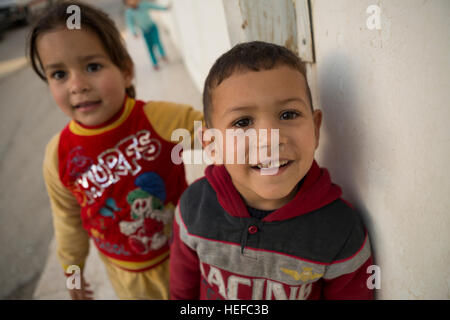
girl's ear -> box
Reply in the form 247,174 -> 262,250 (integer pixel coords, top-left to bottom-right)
124,71 -> 134,89
123,61 -> 134,88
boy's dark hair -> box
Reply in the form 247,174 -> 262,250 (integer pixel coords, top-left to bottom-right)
27,0 -> 135,98
203,41 -> 313,127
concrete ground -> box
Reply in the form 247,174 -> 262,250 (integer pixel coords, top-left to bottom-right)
0,0 -> 206,300
0,24 -> 64,300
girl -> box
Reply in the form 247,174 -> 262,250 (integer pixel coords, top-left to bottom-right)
28,1 -> 202,299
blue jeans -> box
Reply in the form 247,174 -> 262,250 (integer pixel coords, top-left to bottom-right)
142,24 -> 166,66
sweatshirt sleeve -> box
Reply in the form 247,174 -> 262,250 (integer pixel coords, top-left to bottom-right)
143,101 -> 204,147
170,205 -> 201,299
43,133 -> 90,274
321,214 -> 374,300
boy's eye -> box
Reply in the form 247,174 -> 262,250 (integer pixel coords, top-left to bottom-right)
87,63 -> 102,72
232,117 -> 252,128
280,110 -> 300,120
51,70 -> 66,80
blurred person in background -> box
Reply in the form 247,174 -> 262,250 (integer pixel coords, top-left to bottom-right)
124,0 -> 171,70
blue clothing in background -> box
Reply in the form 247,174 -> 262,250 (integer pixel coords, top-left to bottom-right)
125,1 -> 167,66
142,25 -> 166,66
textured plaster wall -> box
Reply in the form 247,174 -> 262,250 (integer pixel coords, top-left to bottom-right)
310,0 -> 450,299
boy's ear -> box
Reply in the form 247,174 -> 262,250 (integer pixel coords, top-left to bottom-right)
200,125 -> 212,149
313,109 -> 323,149
200,125 -> 217,164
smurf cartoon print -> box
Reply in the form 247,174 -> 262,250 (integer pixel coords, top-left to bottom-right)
119,172 -> 174,255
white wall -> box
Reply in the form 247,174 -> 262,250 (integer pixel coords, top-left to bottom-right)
154,0 -> 231,91
310,0 -> 450,299
159,0 -> 450,299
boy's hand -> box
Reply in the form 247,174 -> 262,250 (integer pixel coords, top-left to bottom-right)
68,276 -> 94,300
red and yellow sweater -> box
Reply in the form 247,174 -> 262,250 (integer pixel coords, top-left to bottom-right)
43,97 -> 202,272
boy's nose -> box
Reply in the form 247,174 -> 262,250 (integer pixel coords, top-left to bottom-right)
254,117 -> 287,149
70,72 -> 91,94
255,118 -> 282,140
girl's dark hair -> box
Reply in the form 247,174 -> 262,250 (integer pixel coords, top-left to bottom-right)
27,0 -> 135,98
203,41 -> 313,127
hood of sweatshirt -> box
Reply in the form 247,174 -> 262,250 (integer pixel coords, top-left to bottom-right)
205,160 -> 342,222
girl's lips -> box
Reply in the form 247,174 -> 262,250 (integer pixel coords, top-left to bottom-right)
73,100 -> 102,112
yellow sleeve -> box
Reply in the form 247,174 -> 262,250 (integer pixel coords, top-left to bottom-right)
43,133 -> 90,273
143,101 -> 204,146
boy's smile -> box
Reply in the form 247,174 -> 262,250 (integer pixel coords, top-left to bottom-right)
206,65 -> 322,211
37,28 -> 132,127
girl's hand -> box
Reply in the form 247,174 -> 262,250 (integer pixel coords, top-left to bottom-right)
68,276 -> 94,300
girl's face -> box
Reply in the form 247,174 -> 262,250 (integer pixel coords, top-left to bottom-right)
37,27 -> 133,127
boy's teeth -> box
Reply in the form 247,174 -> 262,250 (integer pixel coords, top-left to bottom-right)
257,160 -> 288,169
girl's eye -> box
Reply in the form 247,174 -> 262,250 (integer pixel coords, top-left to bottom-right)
280,110 -> 300,120
87,63 -> 102,72
232,117 -> 252,128
51,70 -> 66,80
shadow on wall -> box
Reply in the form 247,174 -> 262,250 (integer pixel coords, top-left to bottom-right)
317,51 -> 377,289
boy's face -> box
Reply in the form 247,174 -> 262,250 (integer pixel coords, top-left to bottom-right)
205,65 -> 322,210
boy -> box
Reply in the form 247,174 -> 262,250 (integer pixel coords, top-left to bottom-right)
170,41 -> 373,300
